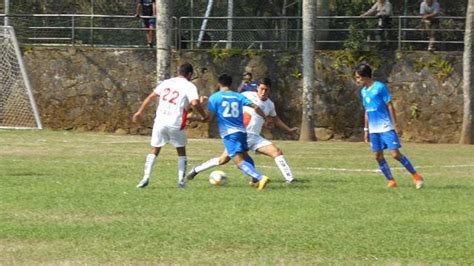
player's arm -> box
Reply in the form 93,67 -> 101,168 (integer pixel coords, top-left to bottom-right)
134,0 -> 142,17
361,4 -> 376,16
203,111 -> 215,122
364,111 -> 369,143
152,1 -> 157,17
132,92 -> 158,122
237,83 -> 244,93
387,102 -> 401,134
248,103 -> 268,121
190,99 -> 209,121
273,116 -> 299,134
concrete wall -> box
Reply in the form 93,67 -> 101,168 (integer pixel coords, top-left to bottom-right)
23,47 -> 463,143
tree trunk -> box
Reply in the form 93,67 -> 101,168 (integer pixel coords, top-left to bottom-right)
299,0 -> 317,141
461,0 -> 474,144
156,0 -> 172,82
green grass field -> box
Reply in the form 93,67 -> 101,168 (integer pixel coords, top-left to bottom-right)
1,130 -> 473,264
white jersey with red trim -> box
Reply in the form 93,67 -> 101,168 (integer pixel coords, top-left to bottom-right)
153,77 -> 199,129
242,91 -> 276,135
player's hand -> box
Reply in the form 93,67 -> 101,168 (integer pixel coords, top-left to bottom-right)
289,127 -> 300,134
394,124 -> 403,136
364,131 -> 369,143
264,118 -> 273,128
200,96 -> 208,105
132,112 -> 142,123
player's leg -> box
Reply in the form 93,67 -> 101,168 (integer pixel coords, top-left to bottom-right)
137,124 -> 167,188
225,132 -> 269,190
147,25 -> 153,47
371,132 -> 396,187
147,19 -> 156,47
233,152 -> 269,191
176,146 -> 187,188
256,143 -> 295,184
170,128 -> 188,188
391,149 -> 424,189
187,150 -> 230,180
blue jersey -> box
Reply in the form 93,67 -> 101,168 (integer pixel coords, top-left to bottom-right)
361,81 -> 394,133
240,81 -> 258,92
208,90 -> 253,138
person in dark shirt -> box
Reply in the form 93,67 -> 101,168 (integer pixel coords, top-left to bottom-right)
135,0 -> 156,48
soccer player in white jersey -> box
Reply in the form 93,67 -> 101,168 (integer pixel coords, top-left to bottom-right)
132,63 -> 208,188
354,63 -> 424,189
187,78 -> 299,184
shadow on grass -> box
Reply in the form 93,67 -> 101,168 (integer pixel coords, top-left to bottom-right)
7,172 -> 46,177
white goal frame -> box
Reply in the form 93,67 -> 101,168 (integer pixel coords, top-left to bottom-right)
0,26 -> 42,129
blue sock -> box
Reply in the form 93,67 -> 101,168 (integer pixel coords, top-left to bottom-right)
238,161 -> 263,181
378,160 -> 394,180
398,155 -> 417,175
244,155 -> 255,166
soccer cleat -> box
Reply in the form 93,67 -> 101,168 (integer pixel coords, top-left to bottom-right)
136,178 -> 149,188
257,176 -> 270,191
249,181 -> 258,187
412,173 -> 424,189
186,168 -> 198,180
177,182 -> 186,188
386,179 -> 397,188
286,178 -> 297,184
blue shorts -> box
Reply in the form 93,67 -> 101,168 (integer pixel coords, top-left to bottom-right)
143,18 -> 156,28
369,130 -> 402,152
222,132 -> 249,159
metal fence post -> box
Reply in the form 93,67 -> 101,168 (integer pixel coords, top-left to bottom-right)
90,0 -> 94,46
4,0 -> 9,26
398,16 -> 402,51
72,16 -> 75,46
226,0 -> 233,49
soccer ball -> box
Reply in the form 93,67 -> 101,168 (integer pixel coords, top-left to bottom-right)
209,170 -> 227,186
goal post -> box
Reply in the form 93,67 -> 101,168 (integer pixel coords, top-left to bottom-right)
0,26 -> 42,129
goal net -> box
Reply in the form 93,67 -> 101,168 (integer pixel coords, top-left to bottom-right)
0,26 -> 42,129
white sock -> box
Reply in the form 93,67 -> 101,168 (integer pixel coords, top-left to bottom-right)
143,153 -> 157,180
178,156 -> 187,184
274,155 -> 294,182
194,157 -> 220,173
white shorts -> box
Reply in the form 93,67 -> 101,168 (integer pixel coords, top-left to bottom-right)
151,124 -> 187,148
247,133 -> 272,151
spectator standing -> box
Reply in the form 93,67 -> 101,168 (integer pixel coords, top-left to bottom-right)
361,0 -> 393,45
237,72 -> 258,93
135,0 -> 156,48
420,0 -> 440,51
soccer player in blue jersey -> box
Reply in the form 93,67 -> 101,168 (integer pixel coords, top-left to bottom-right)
205,74 -> 270,191
354,63 -> 424,189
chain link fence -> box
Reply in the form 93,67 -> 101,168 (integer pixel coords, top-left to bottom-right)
0,1 -> 466,51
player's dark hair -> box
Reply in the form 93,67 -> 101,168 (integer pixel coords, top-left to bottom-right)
218,74 -> 233,87
178,63 -> 194,76
354,63 -> 372,78
258,77 -> 272,87
243,72 -> 252,78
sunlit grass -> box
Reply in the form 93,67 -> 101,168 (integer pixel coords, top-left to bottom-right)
1,130 -> 473,264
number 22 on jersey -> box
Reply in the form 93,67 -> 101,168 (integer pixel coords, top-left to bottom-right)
222,101 -> 240,118
161,88 -> 180,105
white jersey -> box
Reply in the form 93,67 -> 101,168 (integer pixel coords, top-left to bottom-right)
242,91 -> 276,135
153,77 -> 199,129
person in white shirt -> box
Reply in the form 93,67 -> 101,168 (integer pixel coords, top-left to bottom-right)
361,0 -> 393,45
420,0 -> 440,51
187,78 -> 299,184
133,63 -> 208,188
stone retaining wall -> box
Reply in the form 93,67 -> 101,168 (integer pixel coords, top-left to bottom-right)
23,48 -> 463,143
